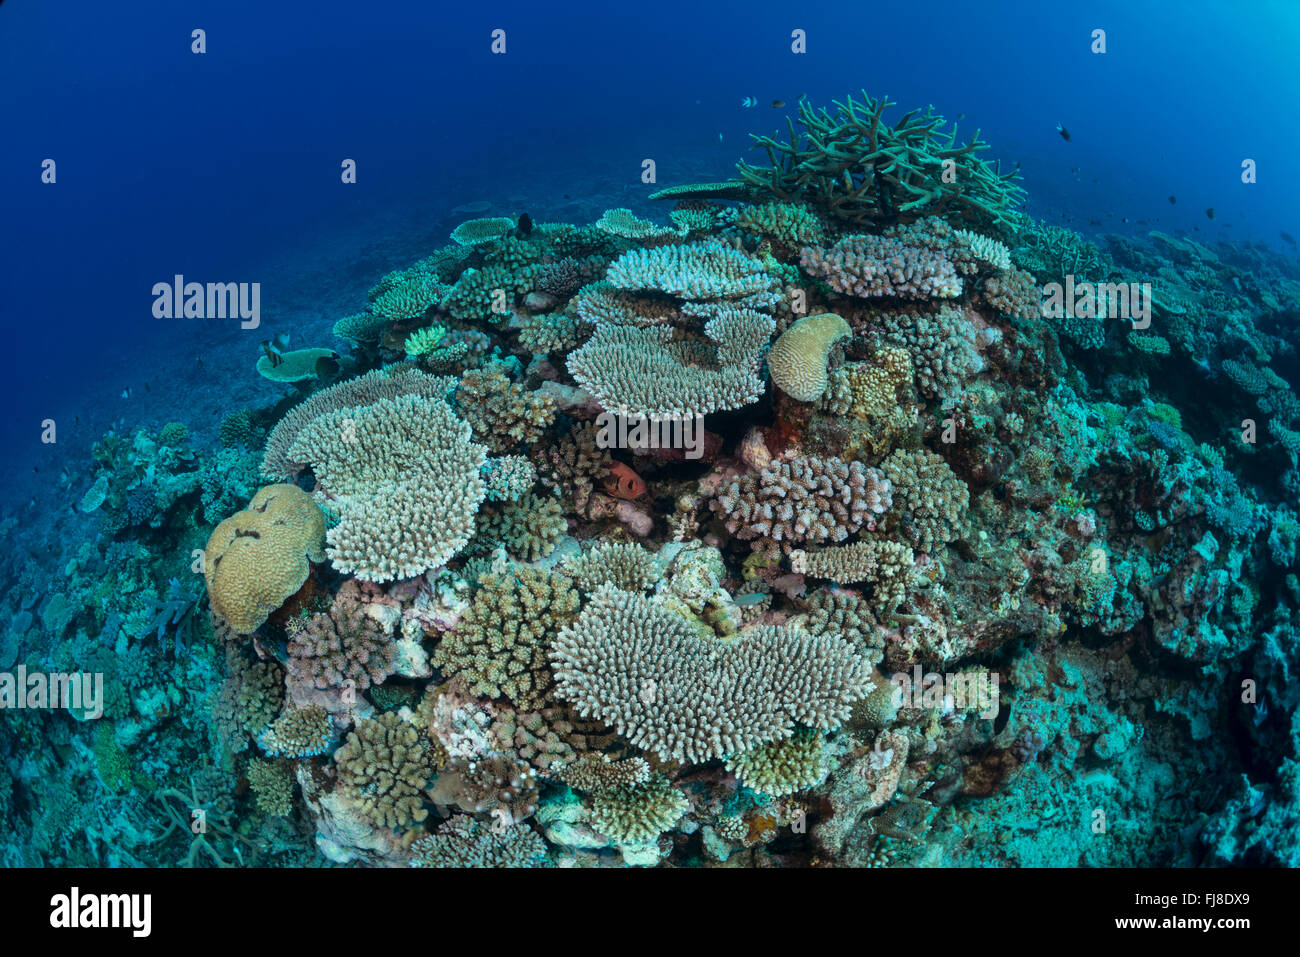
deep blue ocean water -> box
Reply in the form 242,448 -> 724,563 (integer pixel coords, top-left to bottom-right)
4,0 -> 1299,499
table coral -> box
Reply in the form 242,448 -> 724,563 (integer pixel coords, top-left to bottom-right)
550,585 -> 874,763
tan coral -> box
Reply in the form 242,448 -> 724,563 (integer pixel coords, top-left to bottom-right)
204,484 -> 325,634
768,312 -> 851,402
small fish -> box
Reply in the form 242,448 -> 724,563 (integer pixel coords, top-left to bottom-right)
260,332 -> 290,367
733,593 -> 768,606
144,381 -> 151,393
1137,219 -> 1149,225
1281,231 -> 1296,246
1205,207 -> 1216,220
771,99 -> 785,108
73,416 -> 79,425
741,96 -> 758,108
1168,195 -> 1176,204
601,462 -> 647,500
718,133 -> 723,143
1070,167 -> 1078,173
1056,123 -> 1071,142
32,465 -> 38,473
1122,217 -> 1129,223
955,112 -> 965,121
120,387 -> 132,399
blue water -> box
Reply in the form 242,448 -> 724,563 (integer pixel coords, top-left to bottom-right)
4,0 -> 1298,495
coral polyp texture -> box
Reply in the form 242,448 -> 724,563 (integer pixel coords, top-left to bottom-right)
13,85 -> 1300,874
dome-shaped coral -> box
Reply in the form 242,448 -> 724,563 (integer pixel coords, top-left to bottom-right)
204,484 -> 326,634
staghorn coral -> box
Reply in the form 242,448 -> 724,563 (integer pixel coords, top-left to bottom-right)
204,484 -> 325,634
880,449 -> 969,552
334,711 -> 435,830
737,91 -> 1024,229
563,541 -> 657,592
725,730 -> 829,797
768,312 -> 852,402
550,586 -> 875,763
431,566 -> 579,710
455,366 -> 557,452
712,454 -> 892,554
289,393 -> 487,582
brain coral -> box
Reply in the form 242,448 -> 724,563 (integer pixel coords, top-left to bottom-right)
550,586 -> 874,764
768,312 -> 852,402
288,394 -> 487,582
204,484 -> 326,634
711,454 -> 892,554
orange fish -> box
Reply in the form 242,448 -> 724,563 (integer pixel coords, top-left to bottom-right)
602,462 -> 646,500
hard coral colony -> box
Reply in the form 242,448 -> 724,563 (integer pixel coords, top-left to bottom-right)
10,89 -> 1300,873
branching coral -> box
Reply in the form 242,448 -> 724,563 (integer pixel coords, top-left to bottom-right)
880,449 -> 969,552
409,815 -> 547,867
791,540 -> 915,615
589,774 -> 690,843
712,454 -> 892,553
455,366 -> 557,452
431,566 -> 579,710
475,492 -> 567,561
286,580 -> 397,694
258,705 -> 334,758
725,730 -> 829,797
333,711 -> 434,830
562,542 -> 657,592
737,91 -> 1025,229
550,586 -> 874,763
